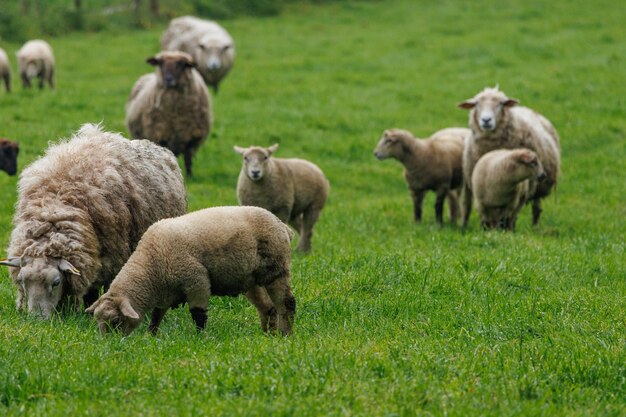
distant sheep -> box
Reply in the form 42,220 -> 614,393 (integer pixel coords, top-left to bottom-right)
0,138 -> 19,176
459,86 -> 561,227
235,144 -> 329,253
374,127 -> 468,225
86,206 -> 296,336
161,16 -> 235,93
472,149 -> 546,230
0,47 -> 11,92
16,40 -> 55,90
125,51 -> 211,177
0,124 -> 187,319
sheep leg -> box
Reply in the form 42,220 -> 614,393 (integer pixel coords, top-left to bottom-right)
296,207 -> 321,253
447,190 -> 460,225
189,307 -> 208,330
245,285 -> 278,333
38,75 -> 45,90
532,199 -> 542,226
264,277 -> 296,336
461,183 -> 473,229
21,73 -> 31,89
48,68 -> 55,90
3,73 -> 10,92
184,264 -> 211,330
410,189 -> 425,223
183,147 -> 194,177
434,188 -> 448,226
288,214 -> 303,237
148,307 -> 168,334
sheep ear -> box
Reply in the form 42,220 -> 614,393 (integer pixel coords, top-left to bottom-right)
120,298 -> 140,320
518,152 -> 535,165
0,257 -> 21,268
502,99 -> 519,107
85,298 -> 102,314
458,100 -> 477,109
267,144 -> 279,155
233,146 -> 246,155
146,56 -> 160,66
59,259 -> 81,276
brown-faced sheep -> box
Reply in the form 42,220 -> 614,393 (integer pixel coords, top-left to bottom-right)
16,40 -> 55,90
0,138 -> 19,176
0,47 -> 11,92
0,124 -> 187,319
458,86 -> 561,227
161,16 -> 235,93
125,51 -> 211,177
374,127 -> 468,225
86,206 -> 296,336
472,149 -> 546,230
234,144 -> 329,254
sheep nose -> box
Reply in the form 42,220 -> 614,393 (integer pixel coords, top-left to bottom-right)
537,172 -> 547,181
251,170 -> 261,178
481,116 -> 492,124
164,75 -> 176,87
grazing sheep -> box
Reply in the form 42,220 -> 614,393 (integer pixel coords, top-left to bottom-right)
373,127 -> 468,225
125,51 -> 211,177
234,144 -> 329,253
472,149 -> 546,230
0,138 -> 19,176
0,124 -> 187,319
0,47 -> 11,92
16,40 -> 55,90
458,86 -> 561,227
86,206 -> 296,336
161,16 -> 235,93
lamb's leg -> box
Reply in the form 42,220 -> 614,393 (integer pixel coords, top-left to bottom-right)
184,264 -> 211,330
447,190 -> 460,226
410,189 -> 426,223
532,199 -> 542,226
148,308 -> 168,334
245,285 -> 278,333
183,148 -> 193,177
296,206 -> 322,253
461,183 -> 473,229
264,277 -> 296,336
434,188 -> 449,226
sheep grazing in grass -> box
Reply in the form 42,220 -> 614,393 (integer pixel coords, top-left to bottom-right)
16,40 -> 55,90
161,16 -> 235,93
374,127 -> 468,225
472,149 -> 546,230
86,206 -> 296,336
234,144 -> 329,254
0,47 -> 11,92
0,124 -> 187,319
125,51 -> 211,177
458,86 -> 561,227
0,138 -> 19,176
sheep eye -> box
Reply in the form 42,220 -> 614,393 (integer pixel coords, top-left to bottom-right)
244,156 -> 249,162
263,156 -> 268,161
52,277 -> 61,287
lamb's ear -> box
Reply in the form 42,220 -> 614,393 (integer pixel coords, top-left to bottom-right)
85,298 -> 102,314
518,152 -> 535,165
146,56 -> 160,66
0,257 -> 22,268
59,259 -> 81,276
233,146 -> 246,155
120,298 -> 140,320
458,100 -> 477,109
267,144 -> 279,155
502,99 -> 519,107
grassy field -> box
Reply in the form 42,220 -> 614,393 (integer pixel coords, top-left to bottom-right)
1,0 -> 625,415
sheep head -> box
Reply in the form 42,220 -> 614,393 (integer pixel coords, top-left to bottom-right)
513,149 -> 547,182
374,129 -> 413,160
0,139 -> 19,176
0,256 -> 80,318
86,294 -> 141,335
197,35 -> 233,72
458,86 -> 519,133
234,144 -> 279,182
147,51 -> 196,89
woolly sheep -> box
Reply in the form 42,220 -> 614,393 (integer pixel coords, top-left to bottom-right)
86,206 -> 296,336
0,47 -> 11,92
16,40 -> 55,90
0,138 -> 19,176
373,127 -> 468,225
472,149 -> 546,230
125,51 -> 211,177
458,86 -> 561,227
161,16 -> 235,93
234,144 -> 329,253
0,124 -> 187,319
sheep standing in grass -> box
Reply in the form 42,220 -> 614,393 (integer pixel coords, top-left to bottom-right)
458,86 -> 561,227
235,144 -> 329,253
161,16 -> 235,93
0,47 -> 11,92
86,206 -> 296,336
0,124 -> 187,318
125,51 -> 211,177
472,149 -> 546,230
374,127 -> 468,225
16,40 -> 55,90
0,139 -> 19,176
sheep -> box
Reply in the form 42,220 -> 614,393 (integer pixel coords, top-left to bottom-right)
125,51 -> 211,177
0,138 -> 19,176
16,40 -> 55,90
234,144 -> 330,254
472,149 -> 546,230
161,16 -> 235,93
0,47 -> 11,92
0,124 -> 187,319
458,86 -> 561,227
86,206 -> 296,336
373,127 -> 468,225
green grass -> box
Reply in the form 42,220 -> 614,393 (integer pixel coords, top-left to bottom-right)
1,0 -> 625,415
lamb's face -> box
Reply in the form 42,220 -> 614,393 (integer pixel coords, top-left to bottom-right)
0,141 -> 19,176
197,38 -> 233,72
86,295 -> 141,335
459,87 -> 519,133
234,144 -> 279,182
374,129 -> 409,160
147,52 -> 196,89
513,150 -> 546,182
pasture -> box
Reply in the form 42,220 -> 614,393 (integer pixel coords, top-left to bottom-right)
0,0 -> 624,415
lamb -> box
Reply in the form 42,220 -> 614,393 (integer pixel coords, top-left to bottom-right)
0,47 -> 11,92
86,206 -> 296,336
234,144 -> 330,253
458,86 -> 561,227
16,40 -> 55,90
0,124 -> 187,319
0,138 -> 19,176
373,127 -> 468,225
472,149 -> 546,230
125,51 -> 211,177
161,16 -> 235,93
